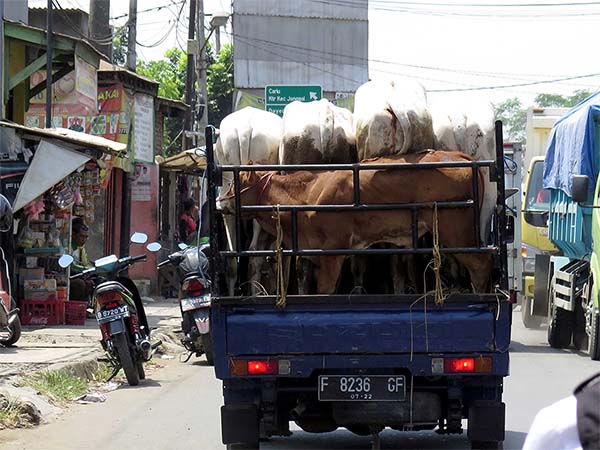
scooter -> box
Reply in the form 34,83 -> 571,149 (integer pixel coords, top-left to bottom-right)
0,194 -> 21,347
59,232 -> 162,386
158,243 -> 213,364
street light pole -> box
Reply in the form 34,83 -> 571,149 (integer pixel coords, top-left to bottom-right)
45,0 -> 53,128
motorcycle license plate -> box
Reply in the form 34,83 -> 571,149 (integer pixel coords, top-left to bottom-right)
318,375 -> 406,402
181,295 -> 211,312
97,305 -> 129,323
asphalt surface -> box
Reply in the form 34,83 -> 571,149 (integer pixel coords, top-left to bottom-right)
0,307 -> 598,450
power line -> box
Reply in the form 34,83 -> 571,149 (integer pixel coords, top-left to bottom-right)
135,0 -> 186,48
429,73 -> 600,92
110,1 -> 186,20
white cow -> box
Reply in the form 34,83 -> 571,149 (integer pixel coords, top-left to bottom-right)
354,80 -> 434,161
430,101 -> 497,244
279,99 -> 357,165
215,107 -> 282,295
278,99 -> 357,294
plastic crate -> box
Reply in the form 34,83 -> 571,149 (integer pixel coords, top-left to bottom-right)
20,300 -> 63,326
65,301 -> 87,326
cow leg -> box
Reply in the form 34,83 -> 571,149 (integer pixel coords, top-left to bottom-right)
316,256 -> 346,294
391,254 -> 418,294
453,253 -> 492,293
390,255 -> 406,294
350,256 -> 368,292
249,219 -> 262,250
296,257 -> 315,295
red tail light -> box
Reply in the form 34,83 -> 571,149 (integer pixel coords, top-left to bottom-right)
247,360 -> 278,375
445,358 -> 475,373
96,292 -> 123,306
444,357 -> 492,373
182,278 -> 205,297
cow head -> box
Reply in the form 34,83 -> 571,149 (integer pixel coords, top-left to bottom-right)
217,164 -> 270,215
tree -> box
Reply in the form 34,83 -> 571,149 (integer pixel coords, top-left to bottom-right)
137,48 -> 187,100
493,90 -> 594,143
112,32 -> 127,66
535,89 -> 592,108
493,97 -> 527,142
134,46 -> 234,155
207,43 -> 234,126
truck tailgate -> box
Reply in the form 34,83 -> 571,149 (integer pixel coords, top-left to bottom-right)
225,303 -> 497,355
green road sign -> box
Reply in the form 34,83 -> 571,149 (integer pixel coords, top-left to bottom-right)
265,85 -> 322,117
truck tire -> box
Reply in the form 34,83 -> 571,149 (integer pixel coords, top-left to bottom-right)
547,289 -> 574,349
226,443 -> 259,450
201,333 -> 214,365
589,310 -> 600,361
471,441 -> 503,450
573,299 -> 589,351
521,296 -> 542,329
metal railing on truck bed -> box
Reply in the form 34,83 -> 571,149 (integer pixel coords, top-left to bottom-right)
204,122 -> 509,303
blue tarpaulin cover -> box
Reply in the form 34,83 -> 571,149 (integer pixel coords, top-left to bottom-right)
543,91 -> 600,197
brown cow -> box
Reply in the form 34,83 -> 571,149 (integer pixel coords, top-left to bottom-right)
219,150 -> 492,295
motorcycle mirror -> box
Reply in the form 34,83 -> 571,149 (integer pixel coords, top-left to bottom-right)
178,242 -> 189,250
58,254 -> 74,268
147,242 -> 162,252
130,232 -> 148,244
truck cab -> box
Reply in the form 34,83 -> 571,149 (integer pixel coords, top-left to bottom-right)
521,156 -> 558,328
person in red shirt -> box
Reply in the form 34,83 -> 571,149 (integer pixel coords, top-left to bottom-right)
179,198 -> 198,244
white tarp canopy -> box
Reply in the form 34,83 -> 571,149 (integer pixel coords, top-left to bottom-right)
13,139 -> 90,212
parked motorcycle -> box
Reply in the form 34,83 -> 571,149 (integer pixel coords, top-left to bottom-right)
59,232 -> 162,386
0,194 -> 21,347
158,243 -> 213,364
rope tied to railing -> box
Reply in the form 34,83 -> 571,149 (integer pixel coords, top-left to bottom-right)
273,204 -> 287,308
432,202 -> 444,305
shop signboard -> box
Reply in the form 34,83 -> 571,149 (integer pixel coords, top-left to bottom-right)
133,94 -> 154,163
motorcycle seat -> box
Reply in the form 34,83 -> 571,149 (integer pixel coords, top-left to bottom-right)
95,281 -> 133,297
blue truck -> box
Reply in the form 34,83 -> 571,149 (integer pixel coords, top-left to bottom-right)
204,123 -> 513,449
530,92 -> 600,359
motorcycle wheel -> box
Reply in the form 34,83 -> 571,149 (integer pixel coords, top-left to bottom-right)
114,333 -> 139,386
201,333 -> 214,365
0,314 -> 21,347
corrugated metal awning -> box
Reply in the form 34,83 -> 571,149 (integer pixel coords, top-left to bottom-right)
156,148 -> 206,172
0,121 -> 127,156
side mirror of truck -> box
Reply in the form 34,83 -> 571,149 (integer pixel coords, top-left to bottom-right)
572,175 -> 589,203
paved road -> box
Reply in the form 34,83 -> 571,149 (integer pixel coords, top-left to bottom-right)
1,308 -> 598,450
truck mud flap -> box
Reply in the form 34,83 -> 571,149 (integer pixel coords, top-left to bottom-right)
467,401 -> 505,442
221,404 -> 259,445
533,254 -> 551,317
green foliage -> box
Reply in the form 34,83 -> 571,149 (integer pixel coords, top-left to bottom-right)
493,97 -> 527,142
207,43 -> 234,126
137,48 -> 187,101
535,89 -> 592,108
20,370 -> 88,405
112,33 -> 127,67
494,90 -> 594,143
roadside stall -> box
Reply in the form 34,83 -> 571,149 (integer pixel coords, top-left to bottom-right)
156,148 -> 207,297
0,121 -> 126,326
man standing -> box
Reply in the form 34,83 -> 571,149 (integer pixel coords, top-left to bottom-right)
70,217 -> 93,302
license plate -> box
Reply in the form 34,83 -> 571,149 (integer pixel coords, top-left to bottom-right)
96,305 -> 129,322
181,295 -> 211,312
318,375 -> 406,402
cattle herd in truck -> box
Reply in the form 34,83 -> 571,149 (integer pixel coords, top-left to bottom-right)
214,79 -> 498,297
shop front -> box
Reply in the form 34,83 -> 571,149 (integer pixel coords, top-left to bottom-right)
0,122 -> 126,326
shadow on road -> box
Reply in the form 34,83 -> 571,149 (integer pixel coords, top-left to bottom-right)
117,379 -> 162,390
510,340 -> 591,358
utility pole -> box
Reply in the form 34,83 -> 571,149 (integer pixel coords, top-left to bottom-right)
89,0 -> 111,60
45,0 -> 53,128
196,0 -> 207,146
126,0 -> 137,71
183,0 -> 197,150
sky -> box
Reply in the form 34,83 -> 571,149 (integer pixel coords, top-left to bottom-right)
27,0 -> 600,108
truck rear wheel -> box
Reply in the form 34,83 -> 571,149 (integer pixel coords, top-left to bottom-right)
589,309 -> 600,360
547,287 -> 574,349
573,299 -> 588,351
521,296 -> 542,329
471,441 -> 503,450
